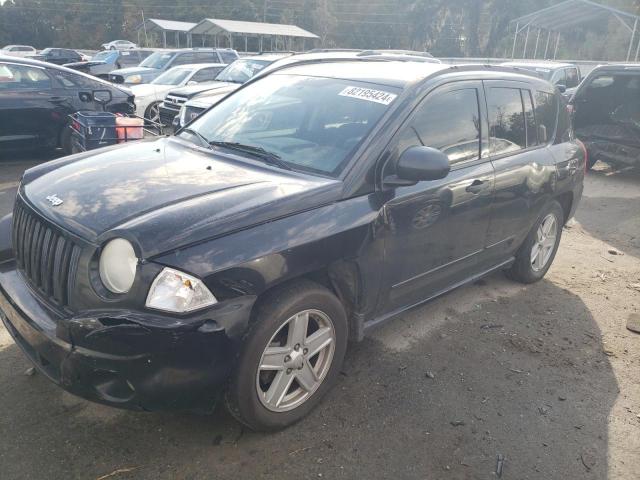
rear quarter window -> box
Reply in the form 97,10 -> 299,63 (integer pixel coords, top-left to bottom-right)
534,91 -> 559,143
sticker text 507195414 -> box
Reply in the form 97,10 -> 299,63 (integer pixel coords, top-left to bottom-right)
339,86 -> 398,106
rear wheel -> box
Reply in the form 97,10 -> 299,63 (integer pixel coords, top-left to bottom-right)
506,201 -> 564,284
225,280 -> 348,431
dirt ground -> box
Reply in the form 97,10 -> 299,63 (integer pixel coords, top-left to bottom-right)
0,155 -> 638,480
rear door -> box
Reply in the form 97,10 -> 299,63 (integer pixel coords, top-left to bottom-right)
378,81 -> 496,314
0,62 -> 57,149
482,81 -> 558,261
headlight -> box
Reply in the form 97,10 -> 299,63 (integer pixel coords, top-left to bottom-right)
125,74 -> 142,84
146,267 -> 217,313
99,238 -> 138,294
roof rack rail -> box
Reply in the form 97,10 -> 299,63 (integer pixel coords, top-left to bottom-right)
359,49 -> 434,58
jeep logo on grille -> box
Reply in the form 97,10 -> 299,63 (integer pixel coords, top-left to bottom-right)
46,194 -> 63,207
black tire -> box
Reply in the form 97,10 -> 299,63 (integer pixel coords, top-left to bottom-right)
144,102 -> 160,123
586,153 -> 598,170
225,280 -> 348,432
506,201 -> 564,284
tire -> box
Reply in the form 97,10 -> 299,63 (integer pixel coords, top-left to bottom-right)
225,280 -> 348,432
586,153 -> 598,170
144,102 -> 161,124
506,201 -> 564,284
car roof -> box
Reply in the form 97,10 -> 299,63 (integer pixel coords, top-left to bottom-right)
588,63 -> 640,73
501,61 -> 576,70
167,63 -> 227,70
242,53 -> 293,62
269,60 -> 554,89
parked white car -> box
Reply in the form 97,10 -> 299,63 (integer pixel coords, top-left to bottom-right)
131,63 -> 226,122
101,40 -> 137,50
0,45 -> 37,57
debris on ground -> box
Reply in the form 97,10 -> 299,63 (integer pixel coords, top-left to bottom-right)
23,367 -> 35,376
538,406 -> 550,415
627,313 -> 640,334
480,323 -> 503,330
628,283 -> 640,292
450,420 -> 466,427
96,467 -> 138,480
495,454 -> 505,478
607,248 -> 623,256
425,371 -> 435,379
581,450 -> 597,471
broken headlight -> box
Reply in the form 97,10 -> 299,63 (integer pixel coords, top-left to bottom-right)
146,267 -> 217,313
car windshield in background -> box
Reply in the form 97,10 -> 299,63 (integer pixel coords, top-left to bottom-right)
139,52 -> 173,69
215,59 -> 270,83
182,74 -> 400,177
92,50 -> 117,62
152,68 -> 191,85
40,48 -> 53,55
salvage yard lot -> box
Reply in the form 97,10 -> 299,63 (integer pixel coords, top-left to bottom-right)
0,155 -> 638,480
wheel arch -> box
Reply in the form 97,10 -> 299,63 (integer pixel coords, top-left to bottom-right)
554,191 -> 573,223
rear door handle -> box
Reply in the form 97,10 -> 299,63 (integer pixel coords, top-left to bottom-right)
49,96 -> 66,103
465,179 -> 486,194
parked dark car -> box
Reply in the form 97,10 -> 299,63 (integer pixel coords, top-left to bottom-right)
109,48 -> 239,85
30,48 -> 83,65
159,54 -> 289,127
0,56 -> 134,152
501,61 -> 581,95
0,60 -> 584,431
64,49 -> 155,79
570,64 -> 640,169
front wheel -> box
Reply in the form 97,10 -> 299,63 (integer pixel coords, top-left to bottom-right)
144,102 -> 161,124
225,280 -> 348,431
506,201 -> 564,284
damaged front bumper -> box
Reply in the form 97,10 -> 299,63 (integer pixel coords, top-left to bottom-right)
0,261 -> 256,412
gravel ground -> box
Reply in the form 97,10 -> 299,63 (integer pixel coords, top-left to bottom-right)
0,154 -> 638,480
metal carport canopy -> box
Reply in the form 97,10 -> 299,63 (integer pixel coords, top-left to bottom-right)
190,18 -> 319,39
511,0 -> 639,32
510,0 -> 640,60
143,18 -> 197,33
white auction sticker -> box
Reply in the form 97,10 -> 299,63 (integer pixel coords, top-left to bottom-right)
339,86 -> 397,105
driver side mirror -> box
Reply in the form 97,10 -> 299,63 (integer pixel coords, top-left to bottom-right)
93,90 -> 112,105
556,84 -> 567,93
387,146 -> 451,185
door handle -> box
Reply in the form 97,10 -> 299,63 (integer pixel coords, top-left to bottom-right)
49,96 -> 66,103
465,179 -> 486,194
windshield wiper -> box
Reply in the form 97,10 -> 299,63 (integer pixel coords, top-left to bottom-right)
181,128 -> 211,150
209,141 -> 292,170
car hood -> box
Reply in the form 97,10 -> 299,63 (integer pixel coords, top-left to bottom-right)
64,60 -> 106,68
189,85 -> 239,107
111,66 -> 158,76
20,137 -> 341,257
130,83 -> 173,98
168,81 -> 236,97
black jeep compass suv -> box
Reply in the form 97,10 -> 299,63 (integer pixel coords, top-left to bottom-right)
0,59 -> 584,431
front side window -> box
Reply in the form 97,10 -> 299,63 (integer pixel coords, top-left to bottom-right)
396,88 -> 482,165
0,64 -> 51,90
53,70 -> 97,89
191,67 -> 224,83
488,87 -> 526,155
219,50 -> 238,64
183,74 -> 400,177
118,51 -> 139,66
172,53 -> 197,66
93,50 -> 117,62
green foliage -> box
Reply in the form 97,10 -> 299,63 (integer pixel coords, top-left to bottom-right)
0,0 -> 638,59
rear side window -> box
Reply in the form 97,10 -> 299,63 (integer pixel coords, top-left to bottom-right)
398,88 -> 482,165
0,64 -> 51,90
565,68 -> 580,88
534,91 -> 558,143
218,50 -> 238,64
488,87 -> 526,154
173,52 -> 197,65
118,51 -> 139,66
194,52 -> 217,62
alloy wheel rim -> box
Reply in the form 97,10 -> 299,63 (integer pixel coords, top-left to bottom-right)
531,213 -> 558,272
147,103 -> 160,123
256,309 -> 336,413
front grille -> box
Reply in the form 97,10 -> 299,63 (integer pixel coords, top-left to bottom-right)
164,95 -> 187,110
12,198 -> 81,309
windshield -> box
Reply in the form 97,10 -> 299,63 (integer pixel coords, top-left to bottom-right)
215,59 -> 270,84
139,51 -> 174,69
92,50 -> 117,62
181,74 -> 400,177
40,48 -> 53,55
152,67 -> 191,85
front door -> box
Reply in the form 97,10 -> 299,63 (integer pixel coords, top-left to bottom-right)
378,81 -> 495,315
